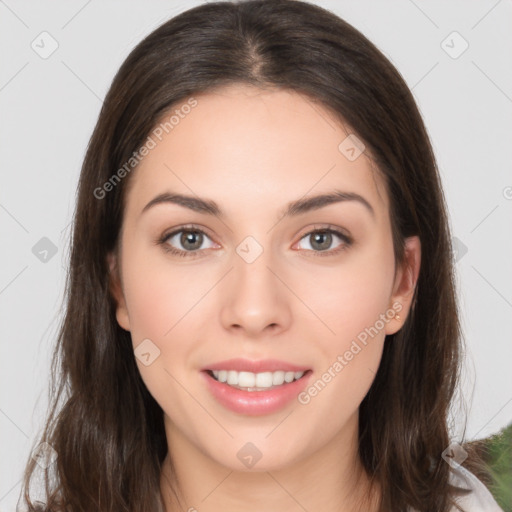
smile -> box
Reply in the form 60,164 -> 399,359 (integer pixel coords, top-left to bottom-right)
202,368 -> 313,415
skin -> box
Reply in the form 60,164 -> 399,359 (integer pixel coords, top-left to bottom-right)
109,83 -> 421,512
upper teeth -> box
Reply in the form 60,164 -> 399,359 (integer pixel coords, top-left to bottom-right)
212,370 -> 305,388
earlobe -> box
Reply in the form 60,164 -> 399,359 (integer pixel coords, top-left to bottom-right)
385,236 -> 421,335
107,252 -> 131,332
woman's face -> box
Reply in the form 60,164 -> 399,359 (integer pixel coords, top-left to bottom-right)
110,83 -> 420,472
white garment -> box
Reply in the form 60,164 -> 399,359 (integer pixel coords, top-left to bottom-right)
447,464 -> 504,512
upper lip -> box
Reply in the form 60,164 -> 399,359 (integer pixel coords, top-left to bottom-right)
202,358 -> 311,373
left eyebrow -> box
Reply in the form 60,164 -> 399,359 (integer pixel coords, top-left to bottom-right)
140,189 -> 375,220
281,190 -> 375,219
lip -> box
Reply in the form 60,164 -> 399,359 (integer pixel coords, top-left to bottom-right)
201,358 -> 311,373
201,368 -> 313,416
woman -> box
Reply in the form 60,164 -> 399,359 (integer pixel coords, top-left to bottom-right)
20,1 -> 504,511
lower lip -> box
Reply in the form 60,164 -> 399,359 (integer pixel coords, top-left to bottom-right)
201,370 -> 313,416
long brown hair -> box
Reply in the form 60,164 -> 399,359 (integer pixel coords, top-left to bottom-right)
20,1 -> 487,510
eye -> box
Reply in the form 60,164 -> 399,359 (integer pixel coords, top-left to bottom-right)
158,225 -> 218,258
295,226 -> 352,256
157,224 -> 352,258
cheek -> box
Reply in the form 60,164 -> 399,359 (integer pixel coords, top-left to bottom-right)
121,247 -> 205,418
122,246 -> 212,343
120,239 -> 218,385
294,235 -> 396,353
295,260 -> 392,420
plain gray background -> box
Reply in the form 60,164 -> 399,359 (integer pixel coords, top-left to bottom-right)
1,0 -> 511,509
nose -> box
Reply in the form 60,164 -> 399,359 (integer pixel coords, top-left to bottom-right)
219,247 -> 292,338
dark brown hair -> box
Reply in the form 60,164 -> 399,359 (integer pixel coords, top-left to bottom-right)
20,1 -> 488,510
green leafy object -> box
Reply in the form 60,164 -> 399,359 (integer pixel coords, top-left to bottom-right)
477,422 -> 512,512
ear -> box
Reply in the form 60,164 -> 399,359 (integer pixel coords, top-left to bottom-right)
385,235 -> 421,335
107,251 -> 131,331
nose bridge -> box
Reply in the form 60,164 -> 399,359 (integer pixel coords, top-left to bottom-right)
219,233 -> 291,334
233,234 -> 278,299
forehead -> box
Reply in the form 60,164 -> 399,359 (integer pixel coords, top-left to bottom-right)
123,83 -> 389,221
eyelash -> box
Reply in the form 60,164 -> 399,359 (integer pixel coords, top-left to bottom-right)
157,224 -> 353,259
